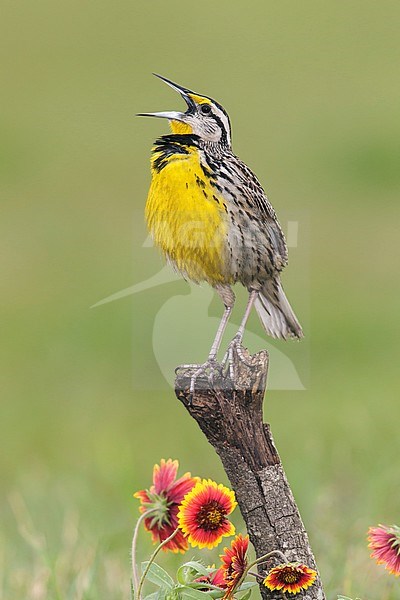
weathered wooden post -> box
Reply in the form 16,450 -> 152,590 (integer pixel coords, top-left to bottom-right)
175,345 -> 325,600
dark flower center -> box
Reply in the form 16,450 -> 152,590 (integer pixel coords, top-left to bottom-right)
196,500 -> 226,531
278,566 -> 301,584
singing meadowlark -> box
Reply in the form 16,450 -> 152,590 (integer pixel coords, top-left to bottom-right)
139,75 -> 303,388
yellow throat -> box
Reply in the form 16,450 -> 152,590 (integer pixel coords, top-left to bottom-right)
145,126 -> 229,285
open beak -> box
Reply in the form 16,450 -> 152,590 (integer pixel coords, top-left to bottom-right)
137,74 -> 196,122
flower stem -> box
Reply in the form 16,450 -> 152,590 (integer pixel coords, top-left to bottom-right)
247,570 -> 263,580
131,509 -> 158,598
137,527 -> 180,600
247,549 -> 289,570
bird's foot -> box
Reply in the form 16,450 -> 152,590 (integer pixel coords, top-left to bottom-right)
221,335 -> 253,380
175,358 -> 222,405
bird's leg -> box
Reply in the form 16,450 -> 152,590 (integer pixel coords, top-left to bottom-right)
176,285 -> 235,403
222,289 -> 259,377
174,304 -> 232,372
186,305 -> 231,400
232,289 -> 259,344
207,302 -> 233,361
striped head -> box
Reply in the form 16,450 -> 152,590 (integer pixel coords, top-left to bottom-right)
138,74 -> 232,148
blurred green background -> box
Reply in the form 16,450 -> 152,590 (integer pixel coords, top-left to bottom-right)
1,1 -> 399,598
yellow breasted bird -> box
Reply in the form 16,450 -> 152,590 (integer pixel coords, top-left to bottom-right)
139,75 -> 303,385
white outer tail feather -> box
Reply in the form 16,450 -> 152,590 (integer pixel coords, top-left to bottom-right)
255,280 -> 303,340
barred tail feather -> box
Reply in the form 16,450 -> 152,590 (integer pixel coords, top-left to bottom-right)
255,280 -> 303,340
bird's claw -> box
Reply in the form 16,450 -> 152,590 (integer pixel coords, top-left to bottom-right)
187,358 -> 221,405
175,363 -> 201,375
221,335 -> 253,380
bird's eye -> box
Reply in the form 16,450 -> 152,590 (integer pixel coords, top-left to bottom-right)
200,104 -> 212,115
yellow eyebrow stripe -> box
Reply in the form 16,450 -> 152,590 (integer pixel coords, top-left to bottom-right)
188,93 -> 211,105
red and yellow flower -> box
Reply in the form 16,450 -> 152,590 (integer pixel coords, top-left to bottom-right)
195,567 -> 227,590
178,479 -> 237,549
368,524 -> 400,576
220,534 -> 249,597
263,562 -> 317,595
134,458 -> 199,553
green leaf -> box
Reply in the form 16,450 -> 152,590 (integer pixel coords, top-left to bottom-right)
141,562 -> 174,590
237,582 -> 257,591
205,591 -> 225,599
233,581 -> 257,600
237,588 -> 252,600
175,585 -> 214,600
176,561 -> 210,584
337,596 -> 353,600
144,591 -> 167,600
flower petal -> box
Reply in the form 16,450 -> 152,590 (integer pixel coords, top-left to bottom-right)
168,473 -> 200,503
153,458 -> 179,494
219,534 -> 249,597
133,489 -> 150,504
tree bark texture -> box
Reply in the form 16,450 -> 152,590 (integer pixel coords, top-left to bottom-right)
175,345 -> 325,600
